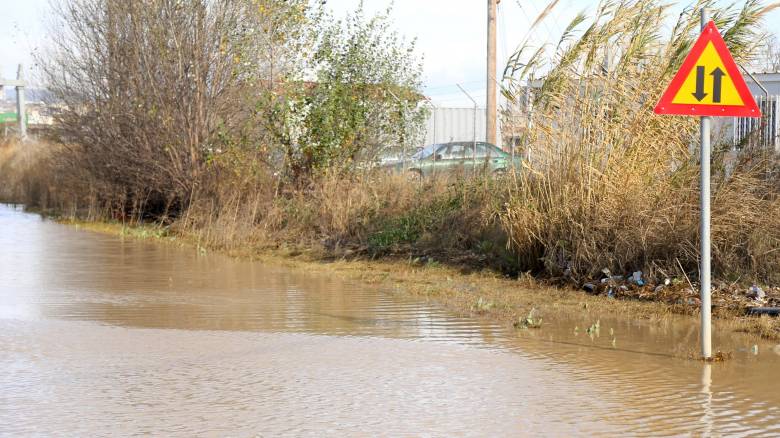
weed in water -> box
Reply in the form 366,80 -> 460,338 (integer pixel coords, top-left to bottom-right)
472,297 -> 495,313
513,308 -> 543,329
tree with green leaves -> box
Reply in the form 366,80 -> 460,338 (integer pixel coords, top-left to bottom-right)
258,4 -> 425,183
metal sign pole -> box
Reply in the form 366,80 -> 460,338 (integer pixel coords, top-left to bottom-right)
656,8 -> 761,360
699,8 -> 712,360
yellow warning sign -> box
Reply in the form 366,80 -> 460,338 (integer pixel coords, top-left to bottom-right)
654,20 -> 760,117
670,42 -> 744,106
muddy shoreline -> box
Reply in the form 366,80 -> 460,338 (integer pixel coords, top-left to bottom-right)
54,217 -> 780,347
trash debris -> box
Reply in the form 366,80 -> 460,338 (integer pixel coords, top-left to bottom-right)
571,271 -> 778,317
748,285 -> 766,301
630,271 -> 645,286
746,307 -> 780,316
705,351 -> 734,362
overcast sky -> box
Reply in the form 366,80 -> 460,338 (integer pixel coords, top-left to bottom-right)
2,0 -> 778,106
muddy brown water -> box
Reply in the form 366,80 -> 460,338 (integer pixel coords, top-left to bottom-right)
1,204 -> 779,437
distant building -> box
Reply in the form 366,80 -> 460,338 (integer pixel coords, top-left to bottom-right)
26,102 -> 58,126
716,72 -> 780,151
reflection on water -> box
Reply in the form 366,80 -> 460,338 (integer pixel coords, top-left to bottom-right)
701,364 -> 714,437
1,204 -> 779,436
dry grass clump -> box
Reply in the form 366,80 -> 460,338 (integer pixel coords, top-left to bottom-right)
179,155 -> 512,268
0,140 -> 93,215
499,0 -> 780,283
733,315 -> 780,340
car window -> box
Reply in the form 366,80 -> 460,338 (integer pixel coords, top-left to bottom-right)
413,144 -> 438,160
460,143 -> 487,159
475,143 -> 490,158
489,143 -> 504,156
442,144 -> 466,159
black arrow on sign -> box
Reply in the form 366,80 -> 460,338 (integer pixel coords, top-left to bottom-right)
692,66 -> 707,101
710,67 -> 725,103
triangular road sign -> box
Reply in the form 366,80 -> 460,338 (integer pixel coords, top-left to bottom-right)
654,20 -> 761,118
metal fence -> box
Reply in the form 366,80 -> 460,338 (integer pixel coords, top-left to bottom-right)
733,95 -> 780,151
423,107 -> 487,147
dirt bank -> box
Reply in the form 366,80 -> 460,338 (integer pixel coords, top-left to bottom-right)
59,218 -> 780,345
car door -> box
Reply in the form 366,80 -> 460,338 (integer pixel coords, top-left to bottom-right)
439,143 -> 467,175
473,142 -> 494,173
420,144 -> 450,177
459,142 -> 491,174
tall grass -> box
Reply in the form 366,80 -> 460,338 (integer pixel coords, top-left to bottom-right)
177,155 -> 512,269
500,0 -> 780,282
0,140 -> 86,215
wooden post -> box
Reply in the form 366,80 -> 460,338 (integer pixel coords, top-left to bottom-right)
486,0 -> 498,145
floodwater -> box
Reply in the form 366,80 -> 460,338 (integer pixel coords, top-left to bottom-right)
1,204 -> 779,437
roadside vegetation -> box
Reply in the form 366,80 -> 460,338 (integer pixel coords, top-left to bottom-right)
1,0 -> 779,338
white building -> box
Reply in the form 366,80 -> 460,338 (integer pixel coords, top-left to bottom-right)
714,72 -> 779,151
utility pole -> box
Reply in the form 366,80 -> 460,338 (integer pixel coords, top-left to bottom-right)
0,64 -> 27,140
16,64 -> 26,140
486,0 -> 498,146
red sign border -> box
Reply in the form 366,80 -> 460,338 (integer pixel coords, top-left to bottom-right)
654,20 -> 761,118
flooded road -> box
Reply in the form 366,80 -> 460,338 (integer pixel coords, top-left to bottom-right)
1,203 -> 779,436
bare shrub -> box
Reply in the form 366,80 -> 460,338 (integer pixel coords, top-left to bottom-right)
40,0 -> 259,217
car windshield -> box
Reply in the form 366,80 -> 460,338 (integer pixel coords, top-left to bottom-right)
412,144 -> 441,160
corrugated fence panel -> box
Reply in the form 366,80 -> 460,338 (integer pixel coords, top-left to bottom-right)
423,107 -> 487,146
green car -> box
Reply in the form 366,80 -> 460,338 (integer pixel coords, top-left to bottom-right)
392,141 -> 522,178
